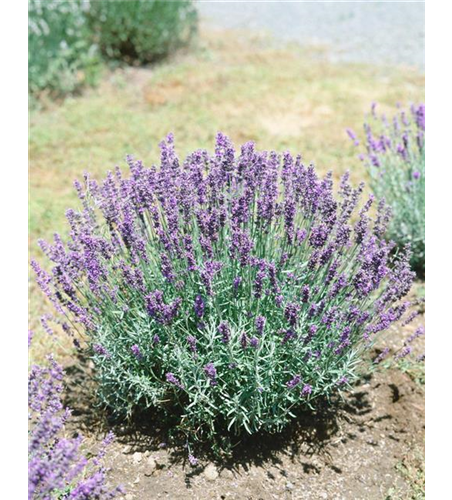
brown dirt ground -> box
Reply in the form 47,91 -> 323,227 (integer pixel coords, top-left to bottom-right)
64,319 -> 424,500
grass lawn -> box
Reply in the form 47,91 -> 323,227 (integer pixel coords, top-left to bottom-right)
29,29 -> 424,362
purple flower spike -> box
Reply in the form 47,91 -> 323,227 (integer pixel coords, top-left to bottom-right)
218,321 -> 230,343
93,343 -> 110,359
255,315 -> 266,335
204,362 -> 217,386
282,329 -> 296,344
374,347 -> 390,364
304,324 -> 318,345
284,302 -> 300,327
131,344 -> 142,360
405,326 -> 424,345
395,346 -> 412,360
301,384 -> 312,396
287,375 -> 301,389
194,294 -> 205,318
187,334 -> 197,353
301,285 -> 310,303
166,372 -> 184,389
146,290 -> 181,325
346,128 -> 360,146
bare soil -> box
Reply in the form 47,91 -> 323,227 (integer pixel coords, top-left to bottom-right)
64,349 -> 424,500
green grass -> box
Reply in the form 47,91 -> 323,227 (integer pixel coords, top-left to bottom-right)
29,29 -> 424,362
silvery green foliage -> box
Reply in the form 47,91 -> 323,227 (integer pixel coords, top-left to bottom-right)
35,134 -> 416,444
348,104 -> 425,274
28,0 -> 101,98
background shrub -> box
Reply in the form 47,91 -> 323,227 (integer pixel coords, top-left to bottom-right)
28,0 -> 101,98
28,347 -> 122,499
348,104 -> 425,275
87,0 -> 198,64
34,134 -> 417,446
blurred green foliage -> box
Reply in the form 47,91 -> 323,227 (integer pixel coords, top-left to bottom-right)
28,0 -> 101,98
87,0 -> 197,64
28,0 -> 198,99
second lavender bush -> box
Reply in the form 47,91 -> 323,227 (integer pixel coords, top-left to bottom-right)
348,103 -> 425,274
34,134 -> 415,442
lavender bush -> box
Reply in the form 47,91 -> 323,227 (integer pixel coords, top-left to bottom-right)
347,103 -> 425,274
34,134 -> 416,443
28,349 -> 122,499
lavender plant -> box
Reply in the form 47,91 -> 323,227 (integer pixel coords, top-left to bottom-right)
28,350 -> 122,499
347,103 -> 425,274
34,134 -> 416,443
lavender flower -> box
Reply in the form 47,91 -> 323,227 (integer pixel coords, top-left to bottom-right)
301,285 -> 310,303
286,375 -> 301,389
304,324 -> 318,345
93,344 -> 110,358
374,347 -> 390,364
405,326 -> 424,345
284,302 -> 300,327
395,346 -> 412,360
146,291 -> 181,325
160,253 -> 174,282
253,270 -> 266,298
301,384 -> 312,396
250,336 -> 259,348
166,372 -> 184,389
218,321 -> 230,343
187,334 -> 197,353
131,344 -> 142,360
401,310 -> 419,326
233,276 -> 242,293
282,329 -> 296,344
346,128 -> 359,146
40,314 -> 54,336
255,315 -> 266,336
194,294 -> 205,318
204,362 -> 217,386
